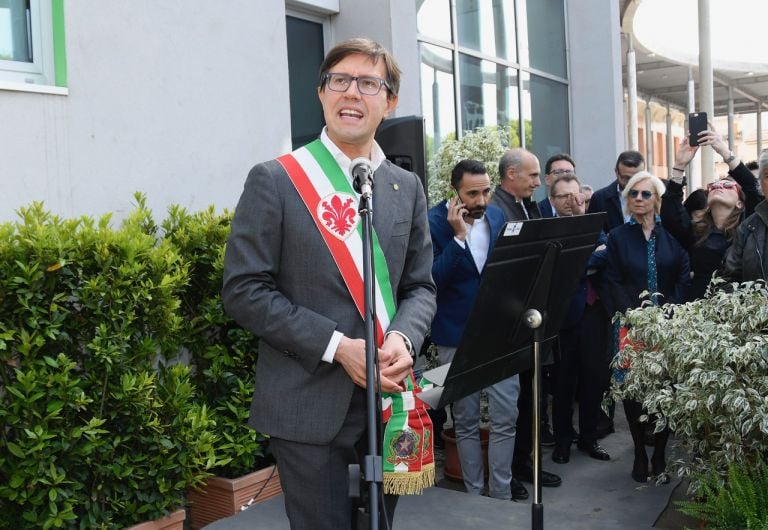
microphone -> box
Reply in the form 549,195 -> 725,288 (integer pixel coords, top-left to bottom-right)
350,157 -> 374,198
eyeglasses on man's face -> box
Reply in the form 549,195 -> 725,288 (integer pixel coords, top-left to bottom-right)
706,180 -> 737,192
324,72 -> 390,96
549,168 -> 574,177
628,189 -> 654,200
552,192 -> 576,200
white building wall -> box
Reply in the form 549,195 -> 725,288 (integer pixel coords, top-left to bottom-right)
0,1 -> 291,221
2,0 -> 628,220
334,0 -> 420,118
567,0 -> 625,188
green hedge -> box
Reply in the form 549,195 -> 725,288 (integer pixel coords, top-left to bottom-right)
0,196 -> 262,528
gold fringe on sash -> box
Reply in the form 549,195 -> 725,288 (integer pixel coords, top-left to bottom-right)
383,463 -> 436,495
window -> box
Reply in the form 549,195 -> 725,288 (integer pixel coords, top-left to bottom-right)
0,0 -> 66,89
417,0 -> 569,201
419,42 -> 456,169
286,13 -> 326,150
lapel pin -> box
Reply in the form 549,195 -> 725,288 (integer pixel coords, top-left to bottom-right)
393,183 -> 399,191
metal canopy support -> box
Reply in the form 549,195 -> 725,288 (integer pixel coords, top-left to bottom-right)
758,101 -> 764,155
727,86 -> 735,152
626,33 -> 639,150
666,104 -> 673,179
645,101 -> 653,168
687,68 -> 701,189
698,0 -> 714,185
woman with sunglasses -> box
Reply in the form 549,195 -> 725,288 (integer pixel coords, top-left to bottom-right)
661,128 -> 762,300
603,171 -> 690,484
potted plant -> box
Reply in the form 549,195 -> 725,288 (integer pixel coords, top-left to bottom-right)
608,280 -> 768,491
0,198 -> 220,529
161,206 -> 280,529
676,461 -> 768,529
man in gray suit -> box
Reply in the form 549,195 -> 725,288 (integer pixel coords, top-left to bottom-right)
222,38 -> 436,530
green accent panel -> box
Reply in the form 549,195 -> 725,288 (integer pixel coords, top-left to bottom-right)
51,0 -> 67,87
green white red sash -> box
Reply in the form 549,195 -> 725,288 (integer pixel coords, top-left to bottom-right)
277,139 -> 434,494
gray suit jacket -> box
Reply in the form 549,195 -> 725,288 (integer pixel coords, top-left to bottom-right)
222,156 -> 436,445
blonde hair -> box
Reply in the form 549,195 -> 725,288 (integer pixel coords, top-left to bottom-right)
622,171 -> 665,216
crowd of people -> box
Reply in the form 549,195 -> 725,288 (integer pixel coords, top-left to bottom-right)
429,133 -> 767,498
221,37 -> 768,528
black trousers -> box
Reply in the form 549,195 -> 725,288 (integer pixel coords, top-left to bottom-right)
551,301 -> 609,446
270,386 -> 397,530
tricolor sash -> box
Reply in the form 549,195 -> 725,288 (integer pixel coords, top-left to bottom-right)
277,139 -> 434,495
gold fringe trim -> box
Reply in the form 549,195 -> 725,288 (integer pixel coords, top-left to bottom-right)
383,463 -> 436,495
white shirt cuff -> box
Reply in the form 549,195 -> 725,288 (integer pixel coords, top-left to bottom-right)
322,331 -> 344,363
453,236 -> 466,248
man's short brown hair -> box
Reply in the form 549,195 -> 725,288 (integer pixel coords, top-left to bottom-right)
318,38 -> 401,100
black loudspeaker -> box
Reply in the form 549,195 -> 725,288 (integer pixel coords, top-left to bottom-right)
375,115 -> 427,193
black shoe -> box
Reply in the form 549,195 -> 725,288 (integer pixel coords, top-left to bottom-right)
515,465 -> 562,487
577,441 -> 610,461
511,478 -> 529,501
651,459 -> 670,484
540,424 -> 556,447
552,444 -> 570,464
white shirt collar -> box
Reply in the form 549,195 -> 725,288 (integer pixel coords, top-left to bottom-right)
320,128 -> 386,185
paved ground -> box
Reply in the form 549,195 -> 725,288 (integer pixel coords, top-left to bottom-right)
203,411 -> 689,529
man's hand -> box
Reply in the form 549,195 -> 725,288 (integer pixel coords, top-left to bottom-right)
333,336 -> 370,389
334,335 -> 412,393
447,196 -> 469,241
568,192 -> 587,216
379,332 -> 414,393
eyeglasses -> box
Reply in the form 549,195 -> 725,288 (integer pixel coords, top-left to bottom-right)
706,180 -> 738,192
628,189 -> 654,200
549,169 -> 575,177
552,192 -> 576,200
324,73 -> 391,96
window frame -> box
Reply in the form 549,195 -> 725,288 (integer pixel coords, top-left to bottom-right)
0,0 -> 66,93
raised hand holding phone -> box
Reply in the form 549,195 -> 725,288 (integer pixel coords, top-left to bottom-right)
447,191 -> 470,240
688,112 -> 708,146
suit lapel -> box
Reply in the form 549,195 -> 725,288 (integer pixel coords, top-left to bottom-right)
372,162 -> 397,254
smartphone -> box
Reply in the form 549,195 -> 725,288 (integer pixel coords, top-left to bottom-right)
689,112 -> 708,146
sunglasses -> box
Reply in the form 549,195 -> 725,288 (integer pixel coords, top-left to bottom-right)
628,189 -> 654,200
706,180 -> 738,192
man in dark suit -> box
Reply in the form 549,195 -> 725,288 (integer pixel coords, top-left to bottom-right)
489,148 -> 562,492
545,174 -> 611,465
538,153 -> 576,218
587,150 -> 645,232
429,159 -> 525,501
222,38 -> 436,530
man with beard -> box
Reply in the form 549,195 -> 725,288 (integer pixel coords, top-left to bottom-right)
428,159 -> 525,501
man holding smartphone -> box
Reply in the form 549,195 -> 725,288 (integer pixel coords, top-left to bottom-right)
428,159 -> 526,501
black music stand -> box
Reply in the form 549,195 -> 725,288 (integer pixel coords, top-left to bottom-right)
419,213 -> 605,530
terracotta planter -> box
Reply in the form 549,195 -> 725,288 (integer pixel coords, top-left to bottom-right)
124,508 -> 185,530
441,427 -> 489,482
188,464 -> 281,529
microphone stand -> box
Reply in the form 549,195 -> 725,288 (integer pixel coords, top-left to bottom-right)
357,176 -> 384,530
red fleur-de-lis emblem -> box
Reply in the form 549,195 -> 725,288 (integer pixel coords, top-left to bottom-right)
317,193 -> 358,240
